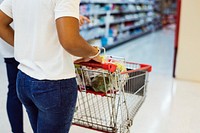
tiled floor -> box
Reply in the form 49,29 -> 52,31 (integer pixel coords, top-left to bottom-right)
1,26 -> 200,133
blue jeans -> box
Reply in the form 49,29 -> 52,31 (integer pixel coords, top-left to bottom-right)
16,70 -> 78,133
4,58 -> 24,133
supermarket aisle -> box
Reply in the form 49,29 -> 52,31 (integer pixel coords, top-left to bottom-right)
1,27 -> 200,133
106,26 -> 175,75
107,26 -> 200,133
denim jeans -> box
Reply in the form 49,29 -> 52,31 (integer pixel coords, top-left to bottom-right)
16,70 -> 78,133
4,58 -> 24,133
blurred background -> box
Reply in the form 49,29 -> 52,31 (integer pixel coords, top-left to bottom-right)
1,0 -> 200,133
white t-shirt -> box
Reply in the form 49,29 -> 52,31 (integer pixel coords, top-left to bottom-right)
0,38 -> 14,58
0,0 -> 14,58
0,0 -> 80,80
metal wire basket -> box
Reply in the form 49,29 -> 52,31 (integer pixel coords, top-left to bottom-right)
73,57 -> 152,133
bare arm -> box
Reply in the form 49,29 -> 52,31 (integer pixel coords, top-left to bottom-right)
0,10 -> 14,46
56,17 -> 98,58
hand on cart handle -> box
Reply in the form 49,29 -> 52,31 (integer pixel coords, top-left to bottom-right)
74,55 -> 102,64
74,58 -> 118,72
74,46 -> 102,64
74,47 -> 119,72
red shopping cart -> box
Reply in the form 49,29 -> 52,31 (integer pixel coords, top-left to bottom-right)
73,56 -> 152,133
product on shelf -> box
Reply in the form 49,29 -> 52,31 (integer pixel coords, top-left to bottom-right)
80,27 -> 105,41
80,0 -> 159,48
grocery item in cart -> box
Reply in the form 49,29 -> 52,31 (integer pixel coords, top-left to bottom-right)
91,61 -> 128,93
75,58 -> 128,93
91,73 -> 111,93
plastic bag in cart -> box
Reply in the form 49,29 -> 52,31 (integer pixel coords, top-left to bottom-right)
75,57 -> 129,93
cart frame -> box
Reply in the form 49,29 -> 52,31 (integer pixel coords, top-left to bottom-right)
73,58 -> 152,133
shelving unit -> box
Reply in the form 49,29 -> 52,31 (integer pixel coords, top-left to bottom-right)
80,0 -> 162,49
153,0 -> 177,27
81,0 -> 154,4
105,29 -> 152,50
152,0 -> 163,30
162,0 -> 177,26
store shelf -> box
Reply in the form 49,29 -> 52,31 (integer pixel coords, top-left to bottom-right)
80,0 -> 161,49
81,16 -> 155,30
120,22 -> 152,32
105,30 -> 152,50
80,23 -> 106,30
110,17 -> 146,25
85,35 -> 103,41
83,23 -> 153,41
112,10 -> 154,14
81,1 -> 154,5
82,11 -> 107,16
81,10 -> 154,16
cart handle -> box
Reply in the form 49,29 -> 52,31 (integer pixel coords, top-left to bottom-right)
121,62 -> 152,74
75,60 -> 152,73
140,64 -> 152,72
75,60 -> 117,72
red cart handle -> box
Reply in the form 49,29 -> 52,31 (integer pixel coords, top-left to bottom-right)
121,62 -> 152,74
75,60 -> 152,73
75,60 -> 117,72
140,64 -> 152,72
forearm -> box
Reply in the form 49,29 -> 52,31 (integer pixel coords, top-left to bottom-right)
63,34 -> 98,57
56,17 -> 99,57
0,25 -> 14,46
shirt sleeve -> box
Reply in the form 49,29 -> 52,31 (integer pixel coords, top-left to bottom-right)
54,0 -> 80,20
0,0 -> 13,18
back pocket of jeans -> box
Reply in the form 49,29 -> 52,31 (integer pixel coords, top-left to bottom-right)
31,81 -> 61,111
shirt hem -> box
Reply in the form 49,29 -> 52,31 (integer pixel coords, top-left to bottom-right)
18,68 -> 76,80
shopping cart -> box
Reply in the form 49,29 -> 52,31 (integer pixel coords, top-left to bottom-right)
73,56 -> 152,133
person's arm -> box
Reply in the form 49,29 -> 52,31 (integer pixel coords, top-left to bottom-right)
0,0 -> 14,46
56,17 -> 99,58
0,11 -> 13,46
55,0 -> 102,63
